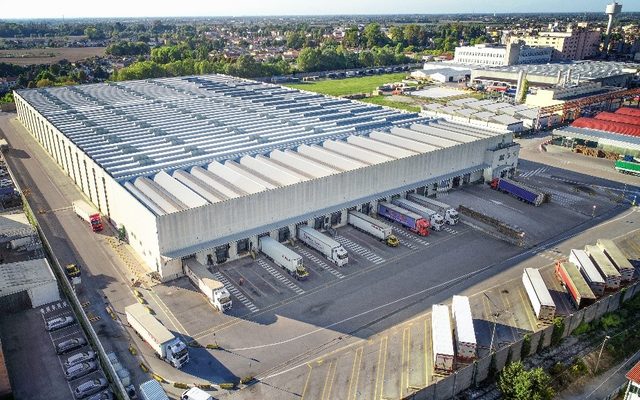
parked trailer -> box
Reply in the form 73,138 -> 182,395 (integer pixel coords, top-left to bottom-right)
451,295 -> 477,362
490,178 -> 545,206
596,239 -> 635,282
139,380 -> 170,400
569,249 -> 606,297
392,198 -> 445,231
125,303 -> 189,369
183,260 -> 232,312
72,200 -> 103,232
377,201 -> 430,236
296,225 -> 348,267
347,210 -> 399,247
614,159 -> 640,176
585,245 -> 621,291
431,304 -> 455,373
259,236 -> 309,279
406,193 -> 459,225
522,268 -> 555,322
555,261 -> 596,309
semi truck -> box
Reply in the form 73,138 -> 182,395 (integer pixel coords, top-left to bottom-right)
183,260 -> 232,312
451,295 -> 477,362
72,200 -> 103,232
555,261 -> 596,309
377,201 -> 430,236
614,159 -> 640,176
570,249 -> 605,297
490,177 -> 545,206
125,303 -> 189,369
139,380 -> 170,400
596,239 -> 635,282
259,236 -> 310,279
431,304 -> 455,373
406,193 -> 459,225
392,198 -> 445,231
585,245 -> 621,291
296,226 -> 348,267
347,210 -> 399,247
522,268 -> 555,323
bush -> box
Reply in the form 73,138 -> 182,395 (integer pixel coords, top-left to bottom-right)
601,313 -> 624,330
521,334 -> 531,359
551,317 -> 565,346
572,322 -> 593,336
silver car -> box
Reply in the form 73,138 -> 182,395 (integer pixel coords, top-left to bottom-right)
64,351 -> 96,369
45,315 -> 74,331
85,390 -> 114,400
74,378 -> 108,399
56,337 -> 86,354
64,361 -> 97,381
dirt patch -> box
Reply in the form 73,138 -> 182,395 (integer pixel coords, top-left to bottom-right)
0,47 -> 106,65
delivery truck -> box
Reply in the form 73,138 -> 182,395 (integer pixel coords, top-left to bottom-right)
259,236 -> 310,279
125,303 -> 189,369
377,201 -> 430,236
451,295 -> 477,362
183,260 -> 232,312
522,268 -> 555,323
585,245 -> 621,291
432,304 -> 455,373
347,210 -> 399,247
72,200 -> 103,232
570,249 -> 605,297
139,380 -> 170,400
596,239 -> 635,282
407,193 -> 459,225
296,226 -> 348,267
555,261 -> 596,309
392,198 -> 445,231
490,178 -> 545,206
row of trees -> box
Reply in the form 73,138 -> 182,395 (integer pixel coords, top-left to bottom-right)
105,41 -> 150,56
296,45 -> 410,72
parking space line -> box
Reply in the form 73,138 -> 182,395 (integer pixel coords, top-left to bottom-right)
348,348 -> 363,400
518,287 -> 538,334
442,227 -> 457,234
295,245 -> 345,279
375,336 -> 388,400
213,271 -> 259,313
301,364 -> 313,400
500,291 -> 520,343
393,229 -> 429,247
334,235 -> 385,265
257,259 -> 305,295
322,360 -> 337,400
402,326 -> 410,398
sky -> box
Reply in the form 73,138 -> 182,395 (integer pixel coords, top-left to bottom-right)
3,0 -> 640,19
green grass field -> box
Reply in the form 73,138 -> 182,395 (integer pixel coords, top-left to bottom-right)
284,72 -> 408,97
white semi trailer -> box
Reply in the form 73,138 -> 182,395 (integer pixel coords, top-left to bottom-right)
297,225 -> 348,267
570,249 -> 606,297
452,295 -> 477,362
432,304 -> 455,374
125,303 -> 189,369
259,236 -> 309,280
347,210 -> 399,246
407,193 -> 459,225
522,268 -> 556,323
596,239 -> 634,282
392,198 -> 445,231
183,260 -> 232,312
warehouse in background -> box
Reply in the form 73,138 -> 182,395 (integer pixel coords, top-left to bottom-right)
14,74 -> 519,280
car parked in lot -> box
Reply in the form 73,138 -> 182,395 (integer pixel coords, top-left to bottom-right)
64,361 -> 97,381
85,390 -> 114,400
74,378 -> 108,399
45,315 -> 74,331
56,337 -> 86,354
64,351 -> 96,369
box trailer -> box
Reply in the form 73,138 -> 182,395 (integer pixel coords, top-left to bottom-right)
347,210 -> 399,247
72,200 -> 103,232
555,261 -> 596,309
490,178 -> 545,206
125,303 -> 189,369
570,249 -> 605,297
451,295 -> 477,362
596,239 -> 635,282
259,236 -> 309,279
615,159 -> 640,176
431,304 -> 455,373
585,245 -> 621,291
392,198 -> 445,231
406,193 -> 459,225
522,268 -> 555,322
139,380 -> 170,400
377,201 -> 430,236
183,260 -> 232,312
296,226 -> 347,267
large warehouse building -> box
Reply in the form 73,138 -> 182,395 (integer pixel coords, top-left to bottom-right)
14,75 -> 519,280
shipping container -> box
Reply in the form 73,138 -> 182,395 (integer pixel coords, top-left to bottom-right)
571,117 -> 640,137
555,261 -> 596,309
522,268 -> 555,322
569,249 -> 606,297
139,380 -> 170,400
585,245 -> 621,290
451,295 -> 477,362
596,239 -> 635,282
594,111 -> 640,126
431,304 -> 455,373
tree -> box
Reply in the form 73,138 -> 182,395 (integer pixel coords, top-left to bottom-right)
286,31 -> 306,50
497,361 -> 554,400
343,26 -> 360,48
388,26 -> 405,46
363,23 -> 387,48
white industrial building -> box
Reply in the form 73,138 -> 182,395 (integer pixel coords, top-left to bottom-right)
14,74 -> 519,280
0,259 -> 60,310
454,43 -> 553,66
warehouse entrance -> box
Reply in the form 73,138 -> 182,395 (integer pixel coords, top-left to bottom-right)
278,227 -> 290,242
215,245 -> 229,264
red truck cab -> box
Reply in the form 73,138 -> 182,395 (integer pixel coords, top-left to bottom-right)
89,214 -> 103,232
414,218 -> 431,236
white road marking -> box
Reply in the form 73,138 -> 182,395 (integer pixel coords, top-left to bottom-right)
257,259 -> 305,295
294,246 -> 345,279
212,272 -> 259,313
333,235 -> 385,264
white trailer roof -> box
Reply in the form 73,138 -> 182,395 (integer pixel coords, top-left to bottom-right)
407,193 -> 453,210
348,210 -> 392,229
297,144 -> 367,171
452,295 -> 476,345
379,201 -> 423,221
184,258 -> 224,291
346,135 -> 417,159
154,171 -> 209,208
125,303 -> 175,344
585,245 -> 621,278
523,268 -> 555,307
597,239 -> 634,271
389,127 -> 459,148
323,140 -> 392,164
393,198 -> 436,216
571,249 -> 605,284
259,235 -> 303,260
432,304 -> 454,356
369,131 -> 438,153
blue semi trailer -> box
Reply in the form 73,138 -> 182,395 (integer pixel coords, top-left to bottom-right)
490,177 -> 545,206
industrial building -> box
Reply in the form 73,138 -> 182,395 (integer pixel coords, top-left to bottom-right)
507,25 -> 601,60
0,259 -> 59,311
14,74 -> 519,280
454,42 -> 552,66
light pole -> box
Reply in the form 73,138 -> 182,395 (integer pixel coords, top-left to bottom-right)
595,335 -> 611,374
592,205 -> 597,218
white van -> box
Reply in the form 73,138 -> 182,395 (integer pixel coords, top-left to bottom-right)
181,387 -> 213,400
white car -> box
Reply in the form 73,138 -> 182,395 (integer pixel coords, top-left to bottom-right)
45,315 -> 74,331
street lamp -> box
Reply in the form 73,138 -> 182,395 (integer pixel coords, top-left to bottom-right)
595,335 -> 611,374
592,205 -> 597,218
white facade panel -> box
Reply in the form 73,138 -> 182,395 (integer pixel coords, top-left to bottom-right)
389,127 -> 458,148
28,281 -> 60,308
409,124 -> 473,143
323,140 -> 391,165
369,131 -> 438,153
347,135 -> 417,159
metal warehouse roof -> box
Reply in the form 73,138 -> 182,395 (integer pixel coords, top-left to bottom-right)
476,61 -> 639,80
0,258 -> 56,298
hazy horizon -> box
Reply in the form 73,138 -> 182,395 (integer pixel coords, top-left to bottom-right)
3,0 -> 639,20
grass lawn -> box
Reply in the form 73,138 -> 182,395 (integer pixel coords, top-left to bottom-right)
284,72 -> 408,97
360,96 -> 421,113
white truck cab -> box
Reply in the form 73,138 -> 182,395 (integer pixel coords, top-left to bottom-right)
181,387 -> 213,400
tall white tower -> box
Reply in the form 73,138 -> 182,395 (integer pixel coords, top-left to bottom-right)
604,2 -> 622,52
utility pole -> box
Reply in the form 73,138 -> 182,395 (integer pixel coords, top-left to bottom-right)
595,335 -> 611,374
